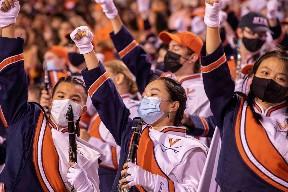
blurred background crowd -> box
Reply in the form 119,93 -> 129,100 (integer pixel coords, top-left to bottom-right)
17,0 -> 288,103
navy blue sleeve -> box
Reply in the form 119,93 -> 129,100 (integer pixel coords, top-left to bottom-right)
201,45 -> 235,128
110,26 -> 154,93
185,116 -> 216,137
0,37 -> 27,127
82,64 -> 132,146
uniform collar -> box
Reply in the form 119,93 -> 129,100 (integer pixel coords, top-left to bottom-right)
254,100 -> 287,117
160,72 -> 201,84
178,73 -> 201,84
121,93 -> 132,99
48,118 -> 68,133
154,126 -> 186,137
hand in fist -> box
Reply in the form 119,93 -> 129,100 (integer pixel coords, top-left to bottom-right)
70,26 -> 94,54
94,0 -> 118,20
0,0 -> 20,28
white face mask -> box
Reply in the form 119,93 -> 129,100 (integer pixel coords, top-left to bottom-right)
50,99 -> 82,128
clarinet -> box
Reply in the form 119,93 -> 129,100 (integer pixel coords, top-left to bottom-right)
43,61 -> 50,114
66,104 -> 77,163
119,117 -> 144,192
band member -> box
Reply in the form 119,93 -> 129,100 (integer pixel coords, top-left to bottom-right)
71,25 -> 207,192
88,59 -> 139,192
0,1 -> 101,191
200,0 -> 288,191
93,0 -> 212,118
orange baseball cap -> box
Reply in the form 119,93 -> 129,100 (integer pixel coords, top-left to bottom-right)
159,31 -> 203,55
48,46 -> 68,60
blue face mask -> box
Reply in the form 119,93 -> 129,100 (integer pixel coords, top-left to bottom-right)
138,97 -> 165,125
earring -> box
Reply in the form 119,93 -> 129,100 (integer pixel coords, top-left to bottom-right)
168,111 -> 171,118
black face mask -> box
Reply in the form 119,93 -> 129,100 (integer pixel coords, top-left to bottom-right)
242,37 -> 265,53
251,76 -> 288,103
163,51 -> 183,73
68,52 -> 85,67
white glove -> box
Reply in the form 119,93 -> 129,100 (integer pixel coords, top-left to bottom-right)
204,1 -> 222,28
70,26 -> 94,54
137,0 -> 150,13
94,0 -> 118,20
267,0 -> 279,19
0,0 -> 20,28
67,164 -> 94,192
126,163 -> 169,192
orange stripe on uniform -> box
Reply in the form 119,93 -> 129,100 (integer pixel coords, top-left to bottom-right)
162,127 -> 186,134
0,54 -> 24,72
0,106 -> 8,128
266,102 -> 287,117
111,146 -> 119,169
88,115 -> 103,141
33,113 -> 66,191
200,117 -> 209,136
88,72 -> 109,97
119,40 -> 138,58
235,100 -> 288,191
33,113 -> 49,192
42,123 -> 66,191
136,128 -> 175,192
201,54 -> 226,73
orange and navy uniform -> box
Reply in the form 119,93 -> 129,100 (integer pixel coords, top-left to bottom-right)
0,37 -> 66,191
88,95 -> 138,191
82,64 -> 207,191
186,116 -> 216,138
200,44 -> 288,192
110,26 -> 213,118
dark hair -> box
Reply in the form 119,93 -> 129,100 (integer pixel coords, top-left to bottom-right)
250,49 -> 288,75
185,48 -> 201,73
247,49 -> 288,124
52,76 -> 87,97
157,77 -> 187,126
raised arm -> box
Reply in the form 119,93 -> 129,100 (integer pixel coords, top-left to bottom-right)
0,1 -> 27,127
70,26 -> 131,146
183,115 -> 216,138
94,0 -> 153,93
201,0 -> 235,128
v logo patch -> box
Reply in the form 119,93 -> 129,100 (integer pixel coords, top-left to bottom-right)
168,138 -> 181,147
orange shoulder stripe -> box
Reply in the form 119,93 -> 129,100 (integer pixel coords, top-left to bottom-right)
119,40 -> 138,58
201,54 -> 226,73
0,54 -> 24,72
88,72 -> 110,97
